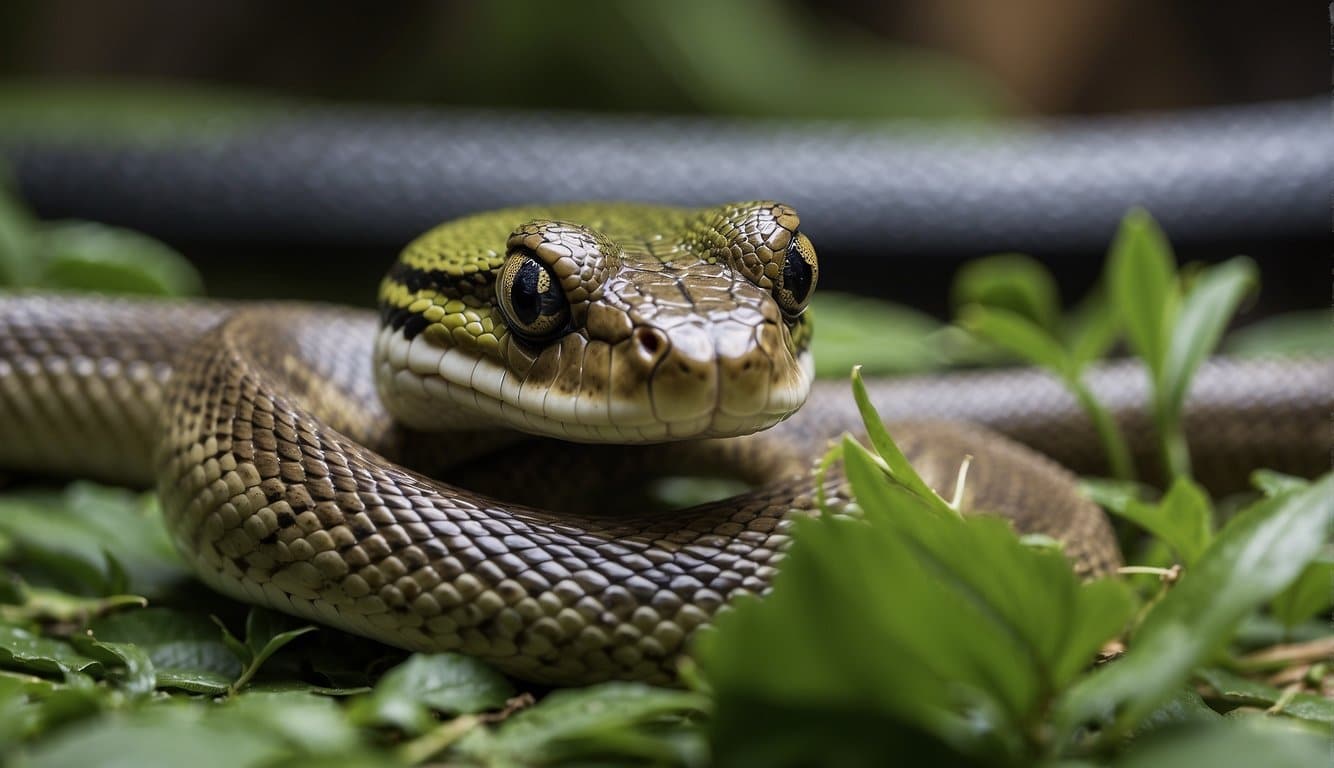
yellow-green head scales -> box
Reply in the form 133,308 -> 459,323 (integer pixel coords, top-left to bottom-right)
375,201 -> 817,442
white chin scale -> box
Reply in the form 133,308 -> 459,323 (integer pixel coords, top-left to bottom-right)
374,326 -> 812,443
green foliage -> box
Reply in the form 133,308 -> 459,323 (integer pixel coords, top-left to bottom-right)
1106,210 -> 1258,478
0,172 -> 202,296
1055,474 -> 1333,744
0,194 -> 1327,766
957,277 -> 1133,481
1111,476 -> 1214,566
698,370 -> 1134,764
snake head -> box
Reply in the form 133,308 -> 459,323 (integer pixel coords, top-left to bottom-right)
376,202 -> 815,443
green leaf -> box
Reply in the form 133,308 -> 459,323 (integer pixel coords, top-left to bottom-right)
351,653 -> 513,734
810,292 -> 945,377
1107,207 -> 1177,376
849,367 -> 952,514
229,608 -> 318,692
0,483 -> 187,598
1056,473 -> 1334,741
951,252 -> 1060,331
700,381 -> 1136,762
1159,257 -> 1258,424
1269,557 -> 1334,629
1066,287 -> 1122,368
17,698 -> 344,768
455,682 -> 706,766
37,221 -> 203,296
0,165 -> 39,286
68,636 -> 156,698
1251,470 -> 1308,498
958,304 -> 1071,376
1224,310 -> 1334,358
92,607 -> 243,685
1115,719 -> 1328,768
1196,667 -> 1334,726
0,626 -> 100,677
1111,477 -> 1214,565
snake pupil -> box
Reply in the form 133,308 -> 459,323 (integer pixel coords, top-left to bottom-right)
782,243 -> 813,306
510,259 -> 545,325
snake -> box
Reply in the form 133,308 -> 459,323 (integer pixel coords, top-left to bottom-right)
0,200 -> 1329,686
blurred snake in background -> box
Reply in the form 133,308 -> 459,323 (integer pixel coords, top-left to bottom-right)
0,100 -> 1328,684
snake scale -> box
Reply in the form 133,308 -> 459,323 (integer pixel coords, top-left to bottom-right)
0,201 -> 1329,685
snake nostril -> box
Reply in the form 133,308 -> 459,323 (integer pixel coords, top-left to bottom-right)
634,327 -> 666,357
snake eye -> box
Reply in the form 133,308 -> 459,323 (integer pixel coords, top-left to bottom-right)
774,232 -> 818,315
496,253 -> 570,342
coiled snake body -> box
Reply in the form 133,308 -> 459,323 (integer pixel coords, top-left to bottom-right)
0,202 -> 1328,685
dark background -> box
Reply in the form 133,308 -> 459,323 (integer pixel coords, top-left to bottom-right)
0,0 -> 1323,316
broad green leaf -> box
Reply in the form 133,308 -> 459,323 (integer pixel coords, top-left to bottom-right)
1112,477 -> 1213,565
1196,667 -> 1334,726
1056,473 -> 1334,740
1128,687 -> 1220,740
68,636 -> 155,698
1116,719 -> 1327,768
958,304 -> 1071,376
18,701 -> 308,768
224,690 -> 364,755
92,607 -> 243,683
810,292 -> 944,377
1224,310 -> 1334,358
1159,257 -> 1258,423
1108,208 -> 1176,376
38,221 -> 203,296
701,380 -> 1135,762
1269,557 -> 1333,629
0,483 -> 186,598
351,653 -> 513,734
0,626 -> 100,677
951,252 -> 1060,331
455,682 -> 706,766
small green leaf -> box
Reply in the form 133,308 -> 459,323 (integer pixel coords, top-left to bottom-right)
849,367 -> 951,514
1056,473 -> 1334,742
1224,310 -> 1334,358
38,221 -> 203,296
68,636 -> 156,698
1107,207 -> 1177,376
229,608 -> 318,692
1269,557 -> 1334,630
1112,477 -> 1214,565
1079,478 -> 1153,516
951,252 -> 1060,331
1066,287 -> 1122,368
456,683 -> 706,766
351,653 -> 513,734
958,304 -> 1071,376
1251,470 -> 1308,497
1196,667 -> 1334,725
1159,257 -> 1258,424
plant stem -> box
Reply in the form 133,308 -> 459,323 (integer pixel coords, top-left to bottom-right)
1070,378 -> 1135,482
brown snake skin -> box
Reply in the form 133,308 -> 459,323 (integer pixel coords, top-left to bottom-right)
0,294 -> 1329,684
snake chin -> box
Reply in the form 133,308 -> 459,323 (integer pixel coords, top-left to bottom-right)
374,325 -> 813,444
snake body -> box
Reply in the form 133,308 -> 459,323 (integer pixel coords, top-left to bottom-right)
0,202 -> 1329,685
